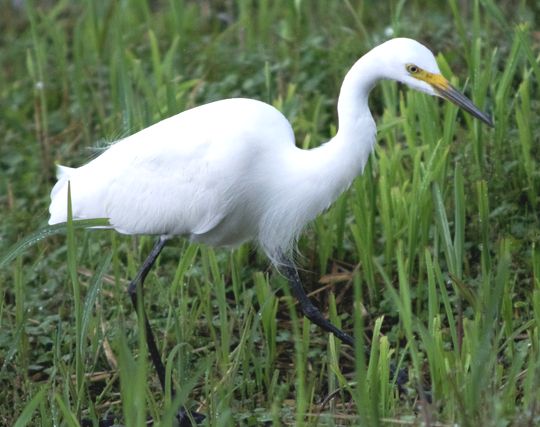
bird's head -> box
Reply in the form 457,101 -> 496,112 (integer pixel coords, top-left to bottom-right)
376,38 -> 493,126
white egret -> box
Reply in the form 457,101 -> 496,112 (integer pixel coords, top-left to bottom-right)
49,38 -> 492,425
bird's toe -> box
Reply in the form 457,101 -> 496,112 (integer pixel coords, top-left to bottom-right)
176,407 -> 205,426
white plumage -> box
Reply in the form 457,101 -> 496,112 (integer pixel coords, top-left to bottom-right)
49,38 -> 491,263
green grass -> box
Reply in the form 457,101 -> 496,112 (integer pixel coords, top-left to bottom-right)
1,0 -> 539,425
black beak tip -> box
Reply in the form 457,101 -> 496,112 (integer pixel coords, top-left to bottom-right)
436,84 -> 494,128
483,114 -> 494,128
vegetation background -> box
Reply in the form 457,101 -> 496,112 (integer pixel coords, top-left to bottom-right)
1,0 -> 539,426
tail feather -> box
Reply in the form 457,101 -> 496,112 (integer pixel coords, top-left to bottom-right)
48,164 -> 74,224
50,165 -> 74,198
56,165 -> 74,179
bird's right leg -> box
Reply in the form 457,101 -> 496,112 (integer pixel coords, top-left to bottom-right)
278,259 -> 410,392
127,236 -> 204,426
278,260 -> 354,347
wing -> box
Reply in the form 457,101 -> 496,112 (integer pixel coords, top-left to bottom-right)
49,98 -> 296,240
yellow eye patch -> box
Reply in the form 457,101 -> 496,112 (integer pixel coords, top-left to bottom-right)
405,64 -> 450,90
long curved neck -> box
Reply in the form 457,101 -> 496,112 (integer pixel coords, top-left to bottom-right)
336,49 -> 380,143
260,48 -> 383,259
305,48 -> 381,194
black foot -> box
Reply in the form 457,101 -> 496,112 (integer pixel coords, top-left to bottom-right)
177,407 -> 206,426
389,363 -> 409,395
80,407 -> 205,427
80,415 -> 118,427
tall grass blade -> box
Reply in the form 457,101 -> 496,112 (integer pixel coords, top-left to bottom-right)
0,219 -> 109,268
13,388 -> 46,427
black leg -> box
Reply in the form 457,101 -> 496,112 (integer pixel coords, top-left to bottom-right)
278,260 -> 354,347
127,236 -> 169,391
278,259 -> 411,394
126,236 -> 205,426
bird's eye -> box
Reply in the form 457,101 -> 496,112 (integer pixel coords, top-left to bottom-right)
406,64 -> 420,74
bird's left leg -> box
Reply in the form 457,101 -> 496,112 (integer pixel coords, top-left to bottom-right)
127,236 -> 169,391
127,236 -> 204,426
278,260 -> 354,347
